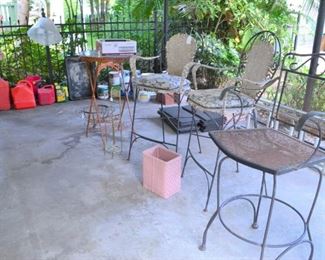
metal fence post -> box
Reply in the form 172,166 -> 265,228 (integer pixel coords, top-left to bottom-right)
153,10 -> 160,73
162,0 -> 168,71
41,8 -> 54,83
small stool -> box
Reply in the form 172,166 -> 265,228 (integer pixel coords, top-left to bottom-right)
199,112 -> 325,259
83,104 -> 120,156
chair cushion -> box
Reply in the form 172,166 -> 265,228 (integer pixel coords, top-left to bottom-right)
135,73 -> 191,93
209,128 -> 325,174
188,88 -> 254,112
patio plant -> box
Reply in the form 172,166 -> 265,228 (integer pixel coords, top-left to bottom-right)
128,0 -> 294,88
194,32 -> 240,88
130,0 -> 294,47
265,66 -> 325,111
0,25 -> 84,83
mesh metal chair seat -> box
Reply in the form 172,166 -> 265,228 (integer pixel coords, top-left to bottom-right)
128,34 -> 196,160
210,128 -> 325,175
199,112 -> 325,259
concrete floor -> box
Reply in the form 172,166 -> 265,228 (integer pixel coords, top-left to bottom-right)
0,100 -> 324,260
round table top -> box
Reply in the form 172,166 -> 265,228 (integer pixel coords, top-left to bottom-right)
79,50 -> 133,63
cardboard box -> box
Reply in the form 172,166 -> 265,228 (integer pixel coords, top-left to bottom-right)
96,39 -> 137,55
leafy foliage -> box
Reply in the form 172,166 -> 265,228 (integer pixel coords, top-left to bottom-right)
127,0 -> 295,80
0,13 -> 157,83
193,32 -> 240,88
196,33 -> 239,69
1,0 -> 296,89
0,27 -> 65,83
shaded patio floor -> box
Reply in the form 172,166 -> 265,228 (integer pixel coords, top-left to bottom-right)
0,100 -> 324,260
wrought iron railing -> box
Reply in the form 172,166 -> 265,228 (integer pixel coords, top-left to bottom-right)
0,13 -> 163,83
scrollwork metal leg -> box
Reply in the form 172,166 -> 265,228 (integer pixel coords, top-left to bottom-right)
259,174 -> 277,260
181,109 -> 195,178
127,88 -> 139,160
203,149 -> 221,212
305,167 -> 323,241
175,97 -> 181,152
199,156 -> 228,251
252,172 -> 266,229
252,108 -> 258,129
160,102 -> 166,144
275,240 -> 314,260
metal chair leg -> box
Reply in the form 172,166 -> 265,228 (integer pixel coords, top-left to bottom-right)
305,167 -> 323,241
252,108 -> 258,129
199,156 -> 228,251
259,174 -> 277,260
127,88 -> 139,160
252,171 -> 266,229
181,111 -> 196,178
160,102 -> 166,144
203,149 -> 221,212
194,117 -> 202,154
175,100 -> 182,152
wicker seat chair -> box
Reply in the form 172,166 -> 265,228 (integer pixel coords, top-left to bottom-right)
128,33 -> 196,159
182,31 -> 281,211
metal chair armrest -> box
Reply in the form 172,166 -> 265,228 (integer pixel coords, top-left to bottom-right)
294,111 -> 325,168
219,85 -> 238,100
240,76 -> 280,91
191,63 -> 237,90
179,62 -> 198,93
295,111 -> 325,133
130,55 -> 160,78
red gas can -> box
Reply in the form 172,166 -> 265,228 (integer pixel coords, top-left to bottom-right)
25,75 -> 42,96
0,78 -> 10,110
11,80 -> 36,110
37,85 -> 55,105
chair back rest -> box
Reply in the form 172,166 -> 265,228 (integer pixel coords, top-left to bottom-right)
166,33 -> 197,76
240,31 -> 281,99
270,52 -> 325,137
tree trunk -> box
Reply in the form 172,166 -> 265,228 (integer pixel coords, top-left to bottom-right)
64,0 -> 73,19
89,0 -> 95,17
321,34 -> 325,51
303,0 -> 325,111
17,0 -> 29,24
100,0 -> 105,18
45,0 -> 51,17
79,0 -> 84,21
105,0 -> 109,14
95,0 -> 100,17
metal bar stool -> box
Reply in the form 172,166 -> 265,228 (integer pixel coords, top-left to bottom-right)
199,112 -> 325,259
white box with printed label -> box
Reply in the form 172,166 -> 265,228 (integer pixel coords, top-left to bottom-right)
96,39 -> 137,55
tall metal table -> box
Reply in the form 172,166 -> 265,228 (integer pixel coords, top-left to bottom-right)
79,51 -> 133,152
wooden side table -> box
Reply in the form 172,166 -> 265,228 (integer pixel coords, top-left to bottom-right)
79,50 -> 133,151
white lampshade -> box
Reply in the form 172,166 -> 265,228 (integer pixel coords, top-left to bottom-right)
27,17 -> 62,46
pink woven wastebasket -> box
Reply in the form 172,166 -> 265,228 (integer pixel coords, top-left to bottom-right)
143,145 -> 182,199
